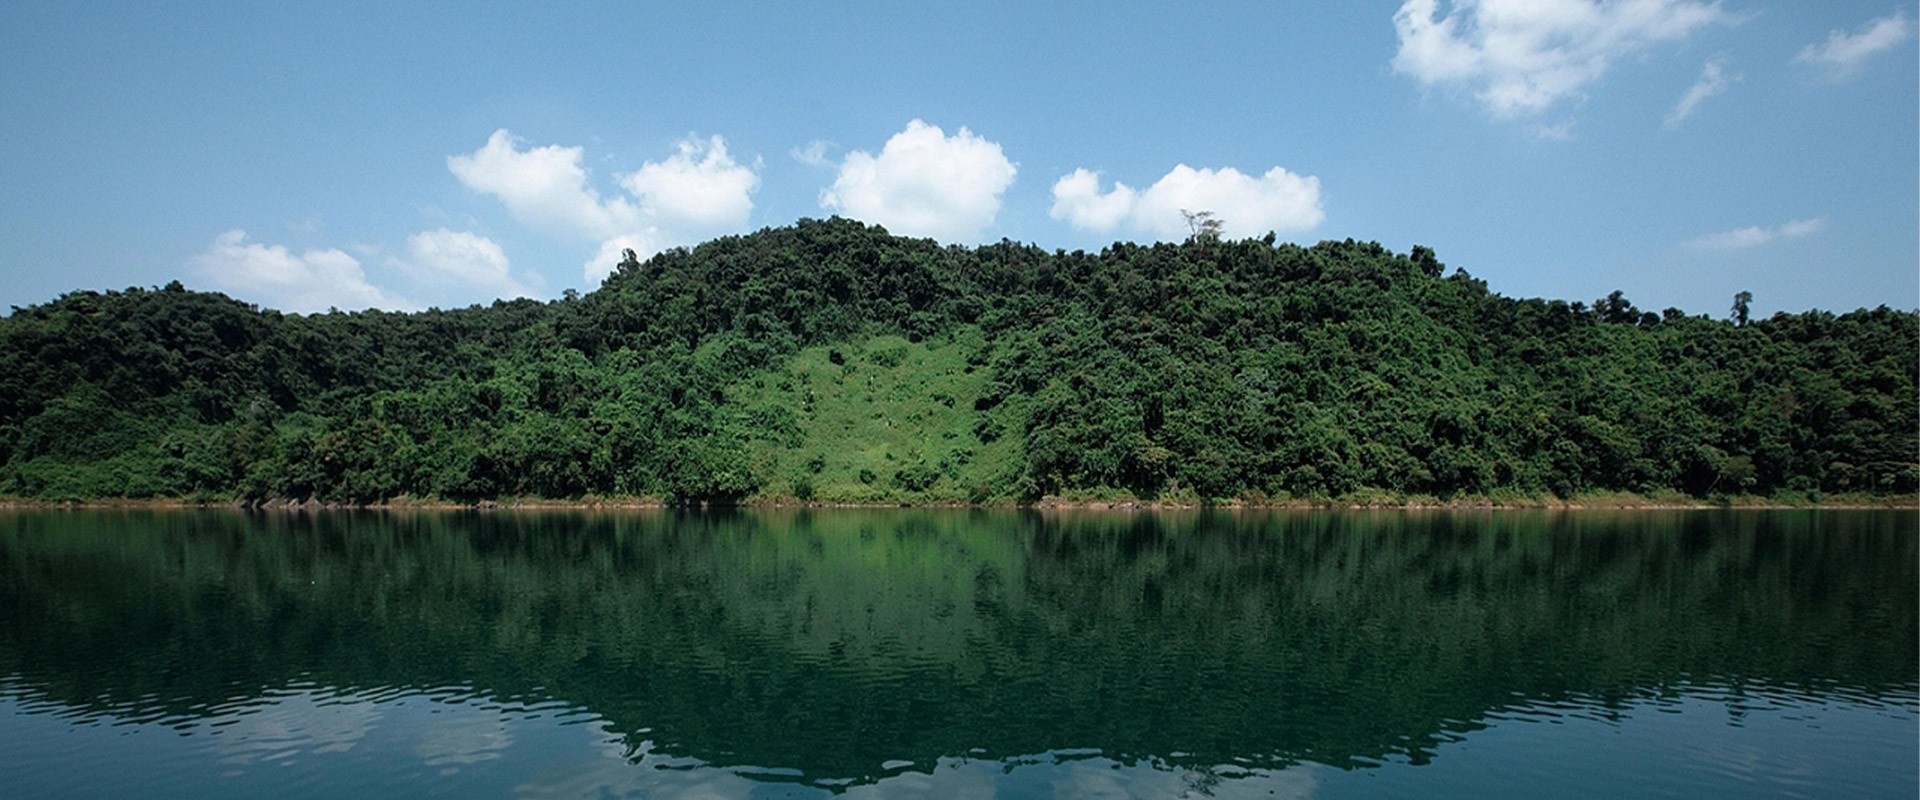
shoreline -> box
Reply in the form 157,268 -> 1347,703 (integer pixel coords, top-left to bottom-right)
1,495 -> 1913,512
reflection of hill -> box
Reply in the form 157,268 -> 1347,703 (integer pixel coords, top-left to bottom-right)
0,509 -> 1913,783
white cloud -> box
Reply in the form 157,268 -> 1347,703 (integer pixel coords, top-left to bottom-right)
399,229 -> 535,301
1666,57 -> 1735,127
447,129 -> 640,241
190,230 -> 411,313
1131,166 -> 1326,239
1796,10 -> 1913,78
449,129 -> 760,284
1392,0 -> 1734,119
1684,216 -> 1827,250
1050,164 -> 1325,240
1050,169 -> 1139,231
791,139 -> 833,167
619,135 -> 759,235
821,119 -> 1017,241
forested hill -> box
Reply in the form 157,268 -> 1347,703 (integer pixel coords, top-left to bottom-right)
2,217 -> 1914,505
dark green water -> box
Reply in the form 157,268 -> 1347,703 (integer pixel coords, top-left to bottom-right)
0,509 -> 1913,798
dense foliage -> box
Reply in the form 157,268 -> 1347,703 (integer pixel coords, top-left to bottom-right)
1,218 -> 1913,504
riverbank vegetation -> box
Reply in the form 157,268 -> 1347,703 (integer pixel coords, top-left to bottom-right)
2,218 -> 1914,505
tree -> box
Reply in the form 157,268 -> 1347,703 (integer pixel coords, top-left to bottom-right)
614,248 -> 642,277
1181,210 -> 1223,245
1410,245 -> 1443,277
1731,290 -> 1752,326
1594,290 -> 1638,324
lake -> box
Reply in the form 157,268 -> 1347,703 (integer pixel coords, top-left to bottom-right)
0,509 -> 1913,798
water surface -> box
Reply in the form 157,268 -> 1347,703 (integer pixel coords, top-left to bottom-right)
1,509 -> 1913,797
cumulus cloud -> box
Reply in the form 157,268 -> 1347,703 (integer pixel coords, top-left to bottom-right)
1684,217 -> 1827,250
398,229 -> 535,301
449,129 -> 760,284
821,119 -> 1017,241
1051,169 -> 1139,231
1049,164 -> 1325,240
619,135 -> 759,235
190,230 -> 411,313
447,130 -> 640,241
1796,10 -> 1913,78
1392,0 -> 1733,119
1666,58 -> 1735,127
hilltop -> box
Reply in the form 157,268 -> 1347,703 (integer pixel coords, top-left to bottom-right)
2,217 -> 1914,505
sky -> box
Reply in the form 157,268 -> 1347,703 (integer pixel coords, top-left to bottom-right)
1,1 -> 1914,318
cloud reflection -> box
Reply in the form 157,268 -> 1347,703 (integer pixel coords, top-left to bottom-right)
209,690 -> 380,764
514,738 -> 1323,799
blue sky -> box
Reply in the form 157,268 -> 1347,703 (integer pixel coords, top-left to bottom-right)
2,1 -> 1914,317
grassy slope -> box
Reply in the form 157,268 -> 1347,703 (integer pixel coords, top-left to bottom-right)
727,328 -> 1032,503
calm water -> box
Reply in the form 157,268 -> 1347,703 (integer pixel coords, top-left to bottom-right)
0,509 -> 1913,798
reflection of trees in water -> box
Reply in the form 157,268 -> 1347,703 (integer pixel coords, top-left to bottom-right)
0,509 -> 1913,783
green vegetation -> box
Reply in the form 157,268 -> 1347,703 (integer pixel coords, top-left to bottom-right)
729,332 -> 1030,503
1,218 -> 1914,505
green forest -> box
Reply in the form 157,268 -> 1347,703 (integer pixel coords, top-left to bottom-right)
1,217 -> 1913,505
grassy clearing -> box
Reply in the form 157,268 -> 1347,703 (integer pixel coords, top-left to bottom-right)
726,327 -> 1032,504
